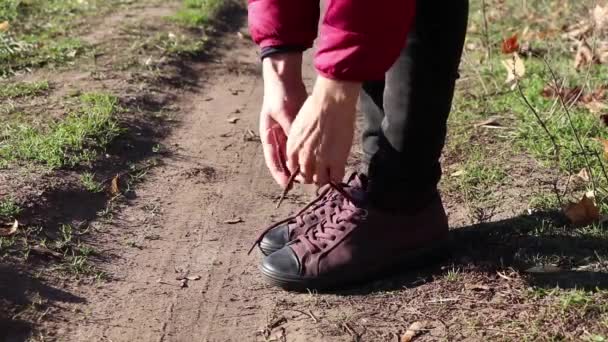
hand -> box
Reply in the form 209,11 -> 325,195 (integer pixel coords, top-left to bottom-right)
259,53 -> 307,188
286,75 -> 361,186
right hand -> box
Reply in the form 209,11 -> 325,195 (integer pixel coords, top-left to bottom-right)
259,53 -> 307,188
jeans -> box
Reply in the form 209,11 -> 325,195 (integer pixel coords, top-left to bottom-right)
361,0 -> 469,211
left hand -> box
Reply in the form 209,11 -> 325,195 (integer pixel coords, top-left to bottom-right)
286,76 -> 361,186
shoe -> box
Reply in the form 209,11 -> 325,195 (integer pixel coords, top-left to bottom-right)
260,179 -> 448,291
252,173 -> 367,256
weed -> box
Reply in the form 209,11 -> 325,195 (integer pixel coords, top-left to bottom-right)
0,198 -> 21,219
445,267 -> 461,282
0,80 -> 49,99
80,172 -> 103,193
0,92 -> 122,168
171,0 -> 225,27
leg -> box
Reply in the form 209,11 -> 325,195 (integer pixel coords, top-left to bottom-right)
361,0 -> 469,211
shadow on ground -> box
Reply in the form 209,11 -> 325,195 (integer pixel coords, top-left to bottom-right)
340,211 -> 608,295
0,265 -> 85,342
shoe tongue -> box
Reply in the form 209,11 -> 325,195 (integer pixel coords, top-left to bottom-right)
345,172 -> 368,190
343,173 -> 368,204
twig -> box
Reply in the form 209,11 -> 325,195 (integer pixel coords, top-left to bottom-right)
542,57 -> 599,197
516,79 -> 563,206
481,0 -> 492,67
276,167 -> 300,208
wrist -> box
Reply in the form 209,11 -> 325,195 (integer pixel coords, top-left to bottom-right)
262,53 -> 303,84
312,75 -> 361,107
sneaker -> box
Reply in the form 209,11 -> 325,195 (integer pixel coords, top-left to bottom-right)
251,173 -> 367,256
259,180 -> 449,291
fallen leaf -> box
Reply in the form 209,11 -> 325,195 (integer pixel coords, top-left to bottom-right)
563,194 -> 600,226
186,275 -> 201,281
227,117 -> 239,124
451,170 -> 465,177
401,321 -> 424,342
0,21 -> 9,32
180,278 -> 188,288
501,34 -> 519,54
597,138 -> 608,158
110,175 -> 120,195
562,21 -> 592,40
576,168 -> 591,182
502,53 -> 525,89
223,217 -> 243,224
593,4 -> 608,31
584,100 -> 608,114
474,117 -> 501,128
574,41 -> 594,70
0,220 -> 18,237
30,245 -> 63,259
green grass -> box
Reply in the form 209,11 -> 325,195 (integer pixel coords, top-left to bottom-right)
0,92 -> 122,168
0,198 -> 21,219
171,0 -> 225,27
0,80 -> 49,99
80,172 -> 103,193
0,0 -> 123,77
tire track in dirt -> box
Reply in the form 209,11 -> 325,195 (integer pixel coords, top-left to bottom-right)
62,25 -> 300,342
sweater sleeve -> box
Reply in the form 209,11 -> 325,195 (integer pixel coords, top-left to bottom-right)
247,0 -> 319,50
315,0 -> 416,81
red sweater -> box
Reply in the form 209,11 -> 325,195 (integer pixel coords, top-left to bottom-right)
247,0 -> 415,81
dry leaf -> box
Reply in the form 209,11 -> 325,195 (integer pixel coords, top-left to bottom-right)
563,21 -> 592,40
451,170 -> 465,177
227,117 -> 239,124
110,175 -> 120,195
0,220 -> 18,237
574,41 -> 594,69
502,53 -> 525,89
563,194 -> 600,226
584,100 -> 608,114
180,278 -> 188,288
474,117 -> 501,128
401,321 -> 424,342
186,275 -> 201,281
501,34 -> 519,54
0,21 -> 9,32
593,5 -> 608,31
224,217 -> 243,224
576,168 -> 591,182
30,245 -> 63,259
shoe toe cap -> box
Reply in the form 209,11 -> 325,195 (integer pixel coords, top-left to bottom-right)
262,246 -> 301,277
260,224 -> 290,251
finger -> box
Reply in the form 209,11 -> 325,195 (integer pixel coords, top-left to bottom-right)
260,123 -> 289,188
299,153 -> 315,184
328,162 -> 346,184
313,162 -> 330,186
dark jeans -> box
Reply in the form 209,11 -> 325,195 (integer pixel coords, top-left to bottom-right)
361,0 -> 469,211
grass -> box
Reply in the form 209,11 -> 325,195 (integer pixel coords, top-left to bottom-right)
0,92 -> 122,168
0,0 -> 129,77
0,80 -> 49,99
80,172 -> 103,193
171,0 -> 226,27
0,198 -> 21,219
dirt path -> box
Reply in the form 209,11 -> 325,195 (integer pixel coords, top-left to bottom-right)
59,27 -> 303,341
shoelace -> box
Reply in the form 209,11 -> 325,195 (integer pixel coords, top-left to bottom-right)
247,181 -> 351,255
298,183 -> 364,254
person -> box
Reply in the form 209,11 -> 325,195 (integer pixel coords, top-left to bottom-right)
248,0 -> 469,290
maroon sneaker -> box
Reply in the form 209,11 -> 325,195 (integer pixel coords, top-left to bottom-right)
252,173 -> 366,256
260,180 -> 449,291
